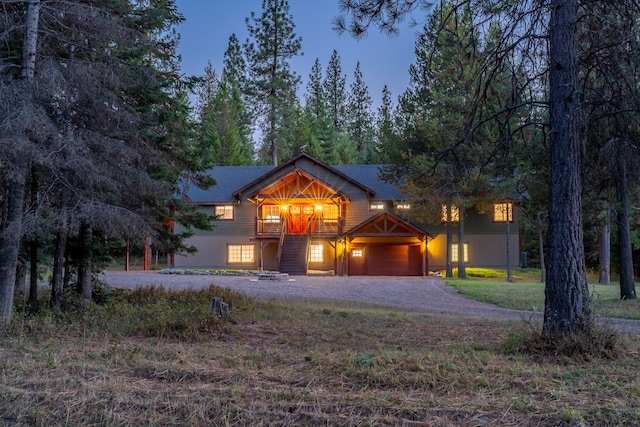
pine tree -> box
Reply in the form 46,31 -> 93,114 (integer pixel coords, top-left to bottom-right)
373,85 -> 398,163
323,50 -> 348,139
244,0 -> 302,166
347,61 -> 374,163
304,58 -> 336,163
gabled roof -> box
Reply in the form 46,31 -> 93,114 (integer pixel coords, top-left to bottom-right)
333,164 -> 405,201
184,166 -> 273,204
232,152 -> 376,199
344,211 -> 433,239
250,167 -> 349,202
182,153 -> 408,204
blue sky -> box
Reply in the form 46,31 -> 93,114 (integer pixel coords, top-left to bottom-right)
173,1 -> 419,109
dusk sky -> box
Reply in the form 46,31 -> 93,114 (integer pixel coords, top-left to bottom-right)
173,1 -> 420,108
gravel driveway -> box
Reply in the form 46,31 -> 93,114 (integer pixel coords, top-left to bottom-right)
102,270 -> 640,335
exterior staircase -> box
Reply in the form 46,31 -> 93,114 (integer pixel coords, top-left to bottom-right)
278,234 -> 308,275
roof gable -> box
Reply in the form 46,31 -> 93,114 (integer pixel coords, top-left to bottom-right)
345,211 -> 432,239
232,152 -> 376,199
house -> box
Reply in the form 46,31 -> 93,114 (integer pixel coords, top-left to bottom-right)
174,152 -> 521,276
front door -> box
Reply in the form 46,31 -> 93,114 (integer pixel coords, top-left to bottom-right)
288,204 -> 315,234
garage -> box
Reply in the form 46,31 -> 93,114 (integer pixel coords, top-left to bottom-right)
345,212 -> 430,276
349,244 -> 423,276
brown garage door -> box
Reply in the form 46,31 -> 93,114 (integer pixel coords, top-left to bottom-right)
355,244 -> 422,276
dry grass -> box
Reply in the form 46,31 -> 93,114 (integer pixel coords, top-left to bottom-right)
1,286 -> 639,426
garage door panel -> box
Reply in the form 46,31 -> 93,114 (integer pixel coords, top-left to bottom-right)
366,245 -> 421,276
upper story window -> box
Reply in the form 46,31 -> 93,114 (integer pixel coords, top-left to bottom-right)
395,203 -> 411,210
215,205 -> 234,220
370,202 -> 384,210
262,205 -> 280,223
323,204 -> 339,222
493,203 -> 513,222
442,205 -> 459,222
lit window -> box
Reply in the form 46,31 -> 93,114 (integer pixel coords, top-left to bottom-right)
323,204 -> 339,222
263,205 -> 280,223
215,205 -> 234,220
309,244 -> 323,263
451,243 -> 469,263
396,203 -> 411,210
442,205 -> 459,222
352,249 -> 363,257
227,244 -> 254,263
370,202 -> 384,210
493,203 -> 513,222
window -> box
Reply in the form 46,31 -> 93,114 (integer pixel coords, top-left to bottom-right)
396,203 -> 411,210
370,202 -> 384,210
215,205 -> 234,220
493,203 -> 513,222
442,205 -> 459,222
263,205 -> 280,223
451,243 -> 469,263
227,244 -> 254,263
309,244 -> 323,263
352,248 -> 363,257
323,204 -> 339,222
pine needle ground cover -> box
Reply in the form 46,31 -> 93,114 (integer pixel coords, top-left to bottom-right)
1,285 -> 639,426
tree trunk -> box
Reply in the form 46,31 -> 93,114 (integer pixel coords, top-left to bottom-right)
543,0 -> 592,338
29,237 -> 39,308
0,168 -> 27,324
457,206 -> 466,279
78,223 -> 93,300
28,169 -> 39,307
506,204 -> 512,282
616,144 -> 636,299
538,213 -> 546,283
15,250 -> 27,302
50,211 -> 68,311
21,0 -> 41,80
598,220 -> 610,285
445,204 -> 453,277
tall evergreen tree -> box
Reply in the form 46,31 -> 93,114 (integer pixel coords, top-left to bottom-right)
323,50 -> 348,151
244,0 -> 302,166
0,0 -> 211,322
304,58 -> 336,162
336,0 -> 601,339
373,85 -> 398,163
347,61 -> 375,163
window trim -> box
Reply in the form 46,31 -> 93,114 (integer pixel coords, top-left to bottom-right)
215,205 -> 234,220
262,204 -> 281,223
308,244 -> 323,263
493,202 -> 513,223
442,204 -> 459,222
227,244 -> 255,264
451,243 -> 469,263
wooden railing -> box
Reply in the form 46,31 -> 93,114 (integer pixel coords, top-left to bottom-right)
275,216 -> 287,269
257,216 -> 343,236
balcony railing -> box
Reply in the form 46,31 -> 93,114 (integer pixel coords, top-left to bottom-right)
256,217 -> 342,236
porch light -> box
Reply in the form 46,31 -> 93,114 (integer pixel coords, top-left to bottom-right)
280,205 -> 288,212
315,205 -> 323,212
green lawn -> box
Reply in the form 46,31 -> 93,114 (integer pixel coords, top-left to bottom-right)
445,268 -> 640,320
